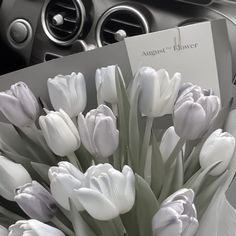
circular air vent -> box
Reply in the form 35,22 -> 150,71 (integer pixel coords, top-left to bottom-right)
96,5 -> 149,47
42,0 -> 85,45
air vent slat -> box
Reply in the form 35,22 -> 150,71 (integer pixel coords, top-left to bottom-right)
64,17 -> 77,23
54,2 -> 76,11
49,23 -> 73,34
43,0 -> 85,44
97,6 -> 149,47
103,29 -> 116,35
110,18 -> 143,29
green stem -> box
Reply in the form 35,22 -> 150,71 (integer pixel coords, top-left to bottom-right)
0,205 -> 25,221
166,138 -> 186,168
139,117 -> 154,177
51,216 -> 75,236
67,152 -> 82,170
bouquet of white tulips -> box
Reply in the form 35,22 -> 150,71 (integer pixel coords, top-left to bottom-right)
0,65 -> 235,236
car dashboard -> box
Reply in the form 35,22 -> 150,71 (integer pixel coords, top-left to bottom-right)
0,0 -> 236,76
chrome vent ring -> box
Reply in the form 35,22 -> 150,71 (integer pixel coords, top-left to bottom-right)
41,0 -> 86,45
96,5 -> 149,47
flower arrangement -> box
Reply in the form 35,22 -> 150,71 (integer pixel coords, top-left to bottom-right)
0,65 -> 235,236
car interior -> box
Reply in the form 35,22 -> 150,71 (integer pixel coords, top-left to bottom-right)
0,0 -> 236,80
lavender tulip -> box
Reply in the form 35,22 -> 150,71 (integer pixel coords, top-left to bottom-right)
77,104 -> 119,159
9,220 -> 65,236
131,67 -> 182,117
0,155 -> 32,201
15,181 -> 57,222
0,82 -> 39,127
39,109 -> 81,156
174,84 -> 221,140
152,188 -> 198,236
199,129 -> 235,176
48,72 -> 87,118
95,65 -> 125,104
48,161 -> 85,211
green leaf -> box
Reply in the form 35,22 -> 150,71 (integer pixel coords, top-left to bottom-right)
184,161 -> 222,195
31,162 -> 51,185
171,154 -> 184,193
115,65 -> 130,169
69,199 -> 97,236
129,86 -> 141,172
151,134 -> 164,199
195,172 -> 228,219
135,174 -> 159,236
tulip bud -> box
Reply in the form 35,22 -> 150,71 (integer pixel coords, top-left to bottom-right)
39,109 -> 81,156
174,84 -> 221,140
131,67 -> 181,117
75,163 -> 135,221
48,72 -> 87,118
95,65 -> 125,104
0,225 -> 8,236
152,188 -> 198,236
9,219 -> 65,236
48,162 -> 85,211
15,181 -> 57,222
0,82 -> 39,127
0,156 -> 32,201
199,129 -> 235,176
77,104 -> 119,159
160,126 -> 181,162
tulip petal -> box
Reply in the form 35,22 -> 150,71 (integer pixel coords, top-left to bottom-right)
27,219 -> 65,236
15,193 -> 54,222
74,73 -> 87,115
155,220 -> 182,236
160,126 -> 180,162
182,217 -> 199,236
97,104 -> 117,123
122,166 -> 136,213
100,65 -> 118,104
77,113 -> 94,155
0,157 -> 32,201
76,188 -> 119,220
139,67 -> 161,117
0,93 -> 33,127
50,173 -> 83,210
174,101 -> 207,140
10,82 -> 39,121
93,116 -> 119,158
48,77 -> 71,115
57,161 -> 85,180
58,109 -> 81,145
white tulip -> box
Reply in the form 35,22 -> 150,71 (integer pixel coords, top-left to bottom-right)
39,109 -> 81,156
199,129 -> 235,176
77,104 -> 119,159
75,163 -> 135,221
48,72 -> 87,118
0,155 -> 31,201
48,161 -> 85,211
160,126 -> 181,162
152,188 -> 198,236
95,65 -> 125,104
0,225 -> 8,235
131,67 -> 181,117
8,220 -> 65,236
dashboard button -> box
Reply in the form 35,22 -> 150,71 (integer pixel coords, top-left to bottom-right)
9,21 -> 28,44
